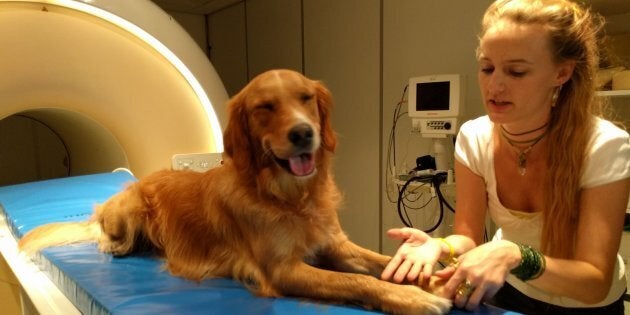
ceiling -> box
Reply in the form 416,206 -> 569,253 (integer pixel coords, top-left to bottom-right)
150,0 -> 242,15
151,0 -> 630,16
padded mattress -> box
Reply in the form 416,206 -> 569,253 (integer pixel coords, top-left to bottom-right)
0,172 -> 516,314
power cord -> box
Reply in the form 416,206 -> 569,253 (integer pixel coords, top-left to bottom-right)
396,172 -> 455,232
386,84 -> 410,204
396,170 -> 491,243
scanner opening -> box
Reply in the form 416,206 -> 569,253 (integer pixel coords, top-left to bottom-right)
0,109 -> 128,186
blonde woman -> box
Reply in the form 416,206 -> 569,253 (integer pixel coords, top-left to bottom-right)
382,0 -> 629,313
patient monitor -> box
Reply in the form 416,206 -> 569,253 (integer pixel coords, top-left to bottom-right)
0,0 -> 228,186
408,74 -> 462,136
408,74 -> 463,171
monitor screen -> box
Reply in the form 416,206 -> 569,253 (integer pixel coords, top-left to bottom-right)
415,81 -> 450,111
408,74 -> 461,118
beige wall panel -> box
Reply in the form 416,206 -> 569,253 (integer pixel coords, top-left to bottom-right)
381,0 -> 492,255
246,0 -> 303,77
168,11 -> 208,53
207,3 -> 249,97
304,0 -> 382,251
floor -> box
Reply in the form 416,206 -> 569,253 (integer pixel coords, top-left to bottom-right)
0,254 -> 21,315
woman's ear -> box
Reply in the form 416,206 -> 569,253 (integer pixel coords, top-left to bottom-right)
314,81 -> 337,153
555,60 -> 576,86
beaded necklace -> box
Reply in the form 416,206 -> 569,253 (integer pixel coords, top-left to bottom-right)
500,123 -> 549,176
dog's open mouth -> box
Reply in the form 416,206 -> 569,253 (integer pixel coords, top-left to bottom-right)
275,153 -> 315,177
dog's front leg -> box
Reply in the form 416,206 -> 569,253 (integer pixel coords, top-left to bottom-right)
319,238 -> 452,297
272,261 -> 450,315
319,237 -> 391,278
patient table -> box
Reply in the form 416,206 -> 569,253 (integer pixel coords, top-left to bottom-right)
0,172 -> 376,314
0,172 -> 518,314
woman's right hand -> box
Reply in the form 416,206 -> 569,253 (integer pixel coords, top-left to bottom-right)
381,228 -> 444,286
434,240 -> 521,310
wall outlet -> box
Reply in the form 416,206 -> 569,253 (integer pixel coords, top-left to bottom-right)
171,153 -> 223,172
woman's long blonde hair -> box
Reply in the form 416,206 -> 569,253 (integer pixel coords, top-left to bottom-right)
480,0 -> 605,258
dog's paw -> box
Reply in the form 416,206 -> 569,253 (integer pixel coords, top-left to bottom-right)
381,284 -> 451,315
420,275 -> 450,298
98,238 -> 132,256
408,285 -> 452,315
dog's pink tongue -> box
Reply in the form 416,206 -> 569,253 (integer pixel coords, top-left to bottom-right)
289,154 -> 315,176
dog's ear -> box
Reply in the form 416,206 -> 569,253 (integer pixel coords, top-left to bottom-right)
314,81 -> 337,153
223,92 -> 255,171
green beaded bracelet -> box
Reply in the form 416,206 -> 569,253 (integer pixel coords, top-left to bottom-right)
510,244 -> 546,281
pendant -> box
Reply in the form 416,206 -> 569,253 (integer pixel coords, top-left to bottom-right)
518,152 -> 527,176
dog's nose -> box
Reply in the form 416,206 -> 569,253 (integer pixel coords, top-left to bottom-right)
288,123 -> 314,149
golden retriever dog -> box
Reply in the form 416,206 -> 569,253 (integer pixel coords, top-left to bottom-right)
19,69 -> 451,314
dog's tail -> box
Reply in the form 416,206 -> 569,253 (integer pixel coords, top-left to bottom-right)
18,221 -> 101,254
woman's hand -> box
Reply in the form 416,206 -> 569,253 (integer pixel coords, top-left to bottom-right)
436,240 -> 521,311
380,228 -> 443,286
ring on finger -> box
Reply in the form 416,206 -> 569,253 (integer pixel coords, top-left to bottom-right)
456,279 -> 474,299
449,257 -> 459,269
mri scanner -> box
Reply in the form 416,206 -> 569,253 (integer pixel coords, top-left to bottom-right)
0,0 -> 231,313
0,1 -> 514,314
0,0 -> 227,184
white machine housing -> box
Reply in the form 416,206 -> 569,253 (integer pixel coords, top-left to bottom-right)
408,74 -> 462,137
0,0 -> 228,184
0,1 -> 229,313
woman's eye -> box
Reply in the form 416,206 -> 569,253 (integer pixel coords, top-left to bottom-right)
509,70 -> 526,77
480,67 -> 494,74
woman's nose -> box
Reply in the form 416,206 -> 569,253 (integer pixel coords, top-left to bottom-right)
487,72 -> 506,93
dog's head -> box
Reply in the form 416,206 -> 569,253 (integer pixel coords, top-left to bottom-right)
223,69 -> 337,179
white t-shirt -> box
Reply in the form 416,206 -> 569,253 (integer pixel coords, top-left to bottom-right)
455,115 -> 630,308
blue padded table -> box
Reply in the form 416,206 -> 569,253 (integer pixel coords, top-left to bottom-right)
0,172 -> 518,315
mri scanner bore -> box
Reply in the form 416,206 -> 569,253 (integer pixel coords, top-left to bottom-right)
0,0 -> 228,187
0,109 -> 132,186
0,114 -> 70,186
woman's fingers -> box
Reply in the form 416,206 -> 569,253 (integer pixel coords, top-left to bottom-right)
407,259 -> 425,282
385,227 -> 413,241
393,258 -> 414,283
418,261 -> 434,286
381,252 -> 404,280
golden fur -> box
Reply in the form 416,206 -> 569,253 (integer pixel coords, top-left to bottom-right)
19,69 -> 450,314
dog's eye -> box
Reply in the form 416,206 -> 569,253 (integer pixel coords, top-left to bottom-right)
256,103 -> 274,111
300,94 -> 314,103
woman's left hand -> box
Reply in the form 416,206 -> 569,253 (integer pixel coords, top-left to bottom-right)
381,228 -> 443,285
435,240 -> 521,310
